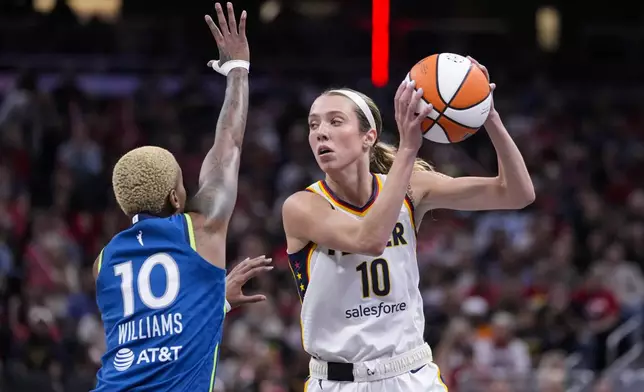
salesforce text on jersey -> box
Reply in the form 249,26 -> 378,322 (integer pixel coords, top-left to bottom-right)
345,301 -> 407,319
118,313 -> 183,345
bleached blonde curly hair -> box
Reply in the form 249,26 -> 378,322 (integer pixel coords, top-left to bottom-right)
112,146 -> 180,216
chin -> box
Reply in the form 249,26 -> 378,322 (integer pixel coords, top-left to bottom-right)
317,160 -> 345,173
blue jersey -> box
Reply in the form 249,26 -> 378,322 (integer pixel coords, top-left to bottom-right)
94,213 -> 226,392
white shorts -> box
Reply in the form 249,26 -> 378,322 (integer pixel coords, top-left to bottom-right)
304,362 -> 449,392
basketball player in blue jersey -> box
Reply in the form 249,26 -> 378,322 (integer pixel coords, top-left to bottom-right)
92,3 -> 263,391
282,60 -> 534,392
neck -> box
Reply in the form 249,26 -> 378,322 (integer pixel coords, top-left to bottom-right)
129,210 -> 174,221
325,163 -> 374,207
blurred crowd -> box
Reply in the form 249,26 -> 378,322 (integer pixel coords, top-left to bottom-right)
1,58 -> 644,392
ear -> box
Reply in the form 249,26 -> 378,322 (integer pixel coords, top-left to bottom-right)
168,189 -> 181,211
363,128 -> 378,149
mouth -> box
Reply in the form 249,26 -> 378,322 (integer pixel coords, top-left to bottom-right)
317,146 -> 334,156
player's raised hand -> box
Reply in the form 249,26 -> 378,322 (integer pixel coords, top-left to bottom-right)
467,56 -> 496,114
225,255 -> 273,309
394,80 -> 433,152
205,2 -> 249,67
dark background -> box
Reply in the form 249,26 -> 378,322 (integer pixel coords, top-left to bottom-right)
0,1 -> 643,391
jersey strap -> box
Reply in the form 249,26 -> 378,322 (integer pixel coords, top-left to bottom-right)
182,213 -> 198,251
403,194 -> 416,232
96,248 -> 104,273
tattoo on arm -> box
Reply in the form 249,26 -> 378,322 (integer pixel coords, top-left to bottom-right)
188,69 -> 249,224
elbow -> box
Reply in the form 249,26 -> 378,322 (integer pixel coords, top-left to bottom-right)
524,187 -> 536,206
363,243 -> 387,257
497,172 -> 535,209
508,183 -> 535,209
357,234 -> 387,257
518,178 -> 536,207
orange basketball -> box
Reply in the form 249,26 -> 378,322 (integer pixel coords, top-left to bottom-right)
406,53 -> 492,143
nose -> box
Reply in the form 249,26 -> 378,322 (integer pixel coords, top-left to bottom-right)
316,125 -> 329,142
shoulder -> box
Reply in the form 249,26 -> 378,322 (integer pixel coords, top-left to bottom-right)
282,191 -> 331,218
283,191 -> 331,253
183,211 -> 205,229
181,212 -> 221,251
183,207 -> 225,233
282,191 -> 334,238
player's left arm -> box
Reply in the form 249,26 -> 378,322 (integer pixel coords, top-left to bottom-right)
411,57 -> 534,212
188,3 -> 249,230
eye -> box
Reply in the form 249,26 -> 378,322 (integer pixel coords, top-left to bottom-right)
331,118 -> 343,126
309,122 -> 319,131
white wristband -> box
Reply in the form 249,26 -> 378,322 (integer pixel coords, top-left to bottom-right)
224,299 -> 232,314
208,59 -> 250,76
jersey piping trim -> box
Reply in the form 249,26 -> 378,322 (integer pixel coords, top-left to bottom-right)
437,366 -> 449,391
97,248 -> 104,273
305,187 -> 336,210
183,213 -> 197,251
288,242 -> 316,352
403,194 -> 417,232
316,173 -> 382,216
208,343 -> 220,392
303,377 -> 310,392
287,242 -> 316,302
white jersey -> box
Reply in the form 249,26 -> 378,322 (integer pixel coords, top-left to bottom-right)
288,174 -> 426,363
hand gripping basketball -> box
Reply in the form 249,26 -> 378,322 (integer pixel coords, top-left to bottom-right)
467,56 -> 497,114
406,53 -> 494,143
205,2 -> 250,76
394,80 -> 434,152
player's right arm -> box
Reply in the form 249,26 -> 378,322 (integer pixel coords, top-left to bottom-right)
283,82 -> 428,256
189,3 -> 249,227
187,3 -> 249,269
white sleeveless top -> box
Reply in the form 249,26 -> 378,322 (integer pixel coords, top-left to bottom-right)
288,174 -> 426,363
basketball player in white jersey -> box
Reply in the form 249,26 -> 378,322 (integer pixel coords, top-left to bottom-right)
281,58 -> 534,392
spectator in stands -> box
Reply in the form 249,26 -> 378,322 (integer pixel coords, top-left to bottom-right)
0,71 -> 37,130
599,241 -> 644,318
592,377 -> 614,392
535,351 -> 567,392
573,265 -> 621,371
473,312 -> 532,378
0,39 -> 643,390
56,103 -> 103,179
488,378 -> 514,392
435,317 -> 479,391
530,282 -> 580,355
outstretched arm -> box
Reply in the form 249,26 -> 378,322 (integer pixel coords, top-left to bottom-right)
190,68 -> 248,226
189,2 -> 250,229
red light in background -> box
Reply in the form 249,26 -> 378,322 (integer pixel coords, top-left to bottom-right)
372,0 -> 389,87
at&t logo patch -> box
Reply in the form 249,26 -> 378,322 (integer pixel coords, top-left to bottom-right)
114,348 -> 135,371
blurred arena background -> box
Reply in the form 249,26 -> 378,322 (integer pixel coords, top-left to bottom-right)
0,0 -> 643,391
